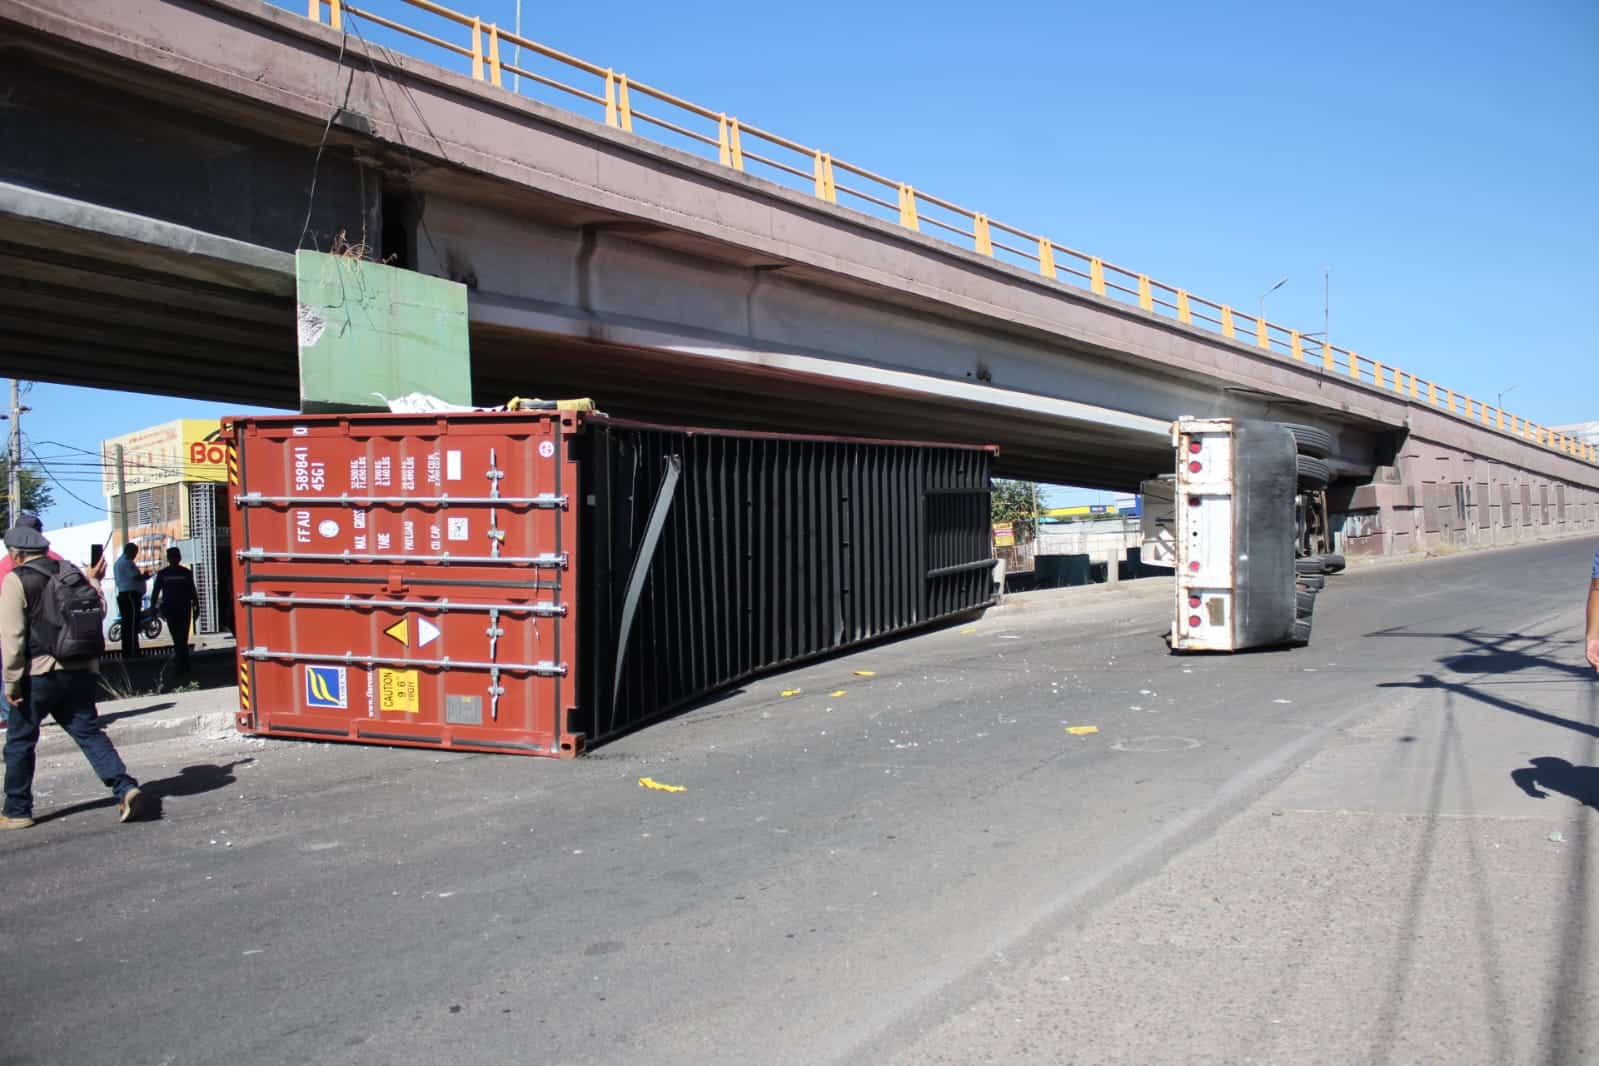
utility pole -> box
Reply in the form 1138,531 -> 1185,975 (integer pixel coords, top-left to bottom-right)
512,0 -> 522,93
115,443 -> 130,550
6,378 -> 22,529
1322,267 -> 1329,353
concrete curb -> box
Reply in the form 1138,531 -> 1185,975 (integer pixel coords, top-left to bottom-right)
35,703 -> 237,756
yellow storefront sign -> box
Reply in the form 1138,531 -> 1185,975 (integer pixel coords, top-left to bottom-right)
378,668 -> 420,713
101,418 -> 227,493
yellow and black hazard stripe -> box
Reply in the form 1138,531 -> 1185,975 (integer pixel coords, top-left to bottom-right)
237,659 -> 251,714
226,441 -> 240,489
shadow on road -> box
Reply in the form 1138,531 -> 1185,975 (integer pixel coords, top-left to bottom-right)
1512,758 -> 1599,811
1373,625 -> 1599,741
30,759 -> 253,826
1369,625 -> 1596,1061
96,701 -> 176,727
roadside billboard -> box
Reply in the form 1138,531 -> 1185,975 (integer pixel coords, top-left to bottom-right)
101,419 -> 227,495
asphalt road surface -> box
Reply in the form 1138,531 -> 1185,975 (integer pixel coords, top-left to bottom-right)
3,538 -> 1595,1065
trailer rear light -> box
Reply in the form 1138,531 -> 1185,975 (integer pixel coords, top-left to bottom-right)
1188,595 -> 1201,608
1188,496 -> 1202,506
1189,442 -> 1202,454
1189,615 -> 1202,627
1188,461 -> 1202,473
1188,561 -> 1200,572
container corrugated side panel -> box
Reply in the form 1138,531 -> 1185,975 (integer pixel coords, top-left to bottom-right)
227,411 -> 582,757
577,424 -> 994,745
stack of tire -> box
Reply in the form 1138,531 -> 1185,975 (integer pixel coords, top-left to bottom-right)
1281,423 -> 1345,647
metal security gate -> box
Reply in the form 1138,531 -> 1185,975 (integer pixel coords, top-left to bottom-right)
187,482 -> 222,634
576,423 -> 996,745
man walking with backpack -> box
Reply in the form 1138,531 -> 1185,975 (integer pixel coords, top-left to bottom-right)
1,523 -> 142,829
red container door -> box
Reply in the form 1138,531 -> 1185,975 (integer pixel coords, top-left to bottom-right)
227,412 -> 584,757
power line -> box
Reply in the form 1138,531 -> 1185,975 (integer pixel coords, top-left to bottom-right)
25,448 -> 108,513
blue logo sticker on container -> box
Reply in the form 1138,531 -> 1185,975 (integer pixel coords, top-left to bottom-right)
305,665 -> 347,709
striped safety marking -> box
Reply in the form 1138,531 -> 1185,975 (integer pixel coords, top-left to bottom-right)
226,442 -> 240,488
237,659 -> 251,712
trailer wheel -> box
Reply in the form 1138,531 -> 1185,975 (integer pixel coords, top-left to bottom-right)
1296,455 -> 1330,490
1291,617 -> 1313,646
1297,573 -> 1326,591
1320,552 -> 1347,574
1295,556 -> 1327,576
1278,423 -> 1333,459
1296,589 -> 1318,618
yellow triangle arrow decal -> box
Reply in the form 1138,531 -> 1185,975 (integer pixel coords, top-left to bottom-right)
383,618 -> 409,646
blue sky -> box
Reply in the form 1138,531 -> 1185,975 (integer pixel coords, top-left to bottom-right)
18,0 -> 1597,522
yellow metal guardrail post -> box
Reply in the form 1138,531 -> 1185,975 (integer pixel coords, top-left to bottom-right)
717,115 -> 744,171
973,214 -> 993,256
604,71 -> 633,132
1176,290 -> 1191,324
898,185 -> 920,231
1137,275 -> 1153,312
1290,330 -> 1303,361
1037,238 -> 1055,279
487,23 -> 502,88
1497,407 -> 1505,430
1089,258 -> 1106,297
471,17 -> 484,81
1256,315 -> 1269,350
1409,374 -> 1419,399
1428,381 -> 1438,406
813,152 -> 836,203
308,0 -> 342,30
1372,359 -> 1384,389
1348,352 -> 1361,380
1322,340 -> 1334,372
1220,305 -> 1235,338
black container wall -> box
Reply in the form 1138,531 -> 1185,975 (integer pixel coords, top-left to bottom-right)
576,422 -> 996,745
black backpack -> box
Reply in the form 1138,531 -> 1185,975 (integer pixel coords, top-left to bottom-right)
18,558 -> 107,662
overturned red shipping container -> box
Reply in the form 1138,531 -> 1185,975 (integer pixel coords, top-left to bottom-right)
225,410 -> 996,756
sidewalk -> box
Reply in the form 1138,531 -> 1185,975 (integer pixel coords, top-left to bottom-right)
36,684 -> 239,755
889,606 -> 1599,1064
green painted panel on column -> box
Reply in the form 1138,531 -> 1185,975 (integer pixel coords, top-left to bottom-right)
295,250 -> 471,412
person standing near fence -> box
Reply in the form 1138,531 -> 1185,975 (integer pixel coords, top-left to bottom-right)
112,542 -> 145,659
150,546 -> 199,678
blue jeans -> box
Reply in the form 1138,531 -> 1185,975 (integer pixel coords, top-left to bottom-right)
5,670 -> 138,819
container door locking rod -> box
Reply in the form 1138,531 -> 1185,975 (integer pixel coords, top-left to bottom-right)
610,454 -> 682,708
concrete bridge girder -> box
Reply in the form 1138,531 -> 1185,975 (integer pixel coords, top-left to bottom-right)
1,0 -> 1597,528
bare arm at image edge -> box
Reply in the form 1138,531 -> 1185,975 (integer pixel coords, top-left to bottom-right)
1588,549 -> 1599,672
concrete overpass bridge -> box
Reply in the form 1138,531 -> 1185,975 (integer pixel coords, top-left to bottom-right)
2,0 -> 1595,556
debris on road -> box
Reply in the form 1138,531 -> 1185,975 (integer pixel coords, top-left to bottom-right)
639,777 -> 687,793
